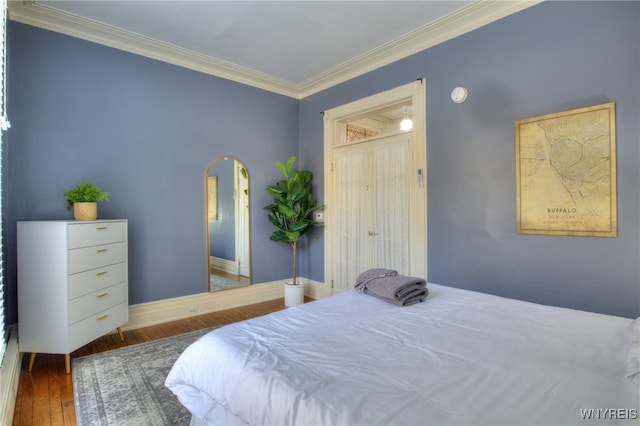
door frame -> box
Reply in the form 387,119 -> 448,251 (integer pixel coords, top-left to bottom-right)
235,161 -> 250,278
323,80 -> 427,292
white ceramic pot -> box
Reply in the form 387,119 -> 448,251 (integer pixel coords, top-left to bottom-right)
284,282 -> 304,307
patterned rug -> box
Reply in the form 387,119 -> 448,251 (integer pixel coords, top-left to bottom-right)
73,327 -> 215,426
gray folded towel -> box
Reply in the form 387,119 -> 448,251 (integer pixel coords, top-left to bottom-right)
354,268 -> 398,291
365,287 -> 428,307
354,268 -> 428,306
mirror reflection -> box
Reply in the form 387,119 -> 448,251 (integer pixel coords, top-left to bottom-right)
206,156 -> 251,291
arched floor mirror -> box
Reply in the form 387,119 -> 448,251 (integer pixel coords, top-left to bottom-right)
206,156 -> 251,291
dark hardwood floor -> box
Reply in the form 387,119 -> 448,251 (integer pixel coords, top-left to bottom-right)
12,297 -> 291,426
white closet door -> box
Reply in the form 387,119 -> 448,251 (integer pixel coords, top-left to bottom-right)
369,135 -> 410,274
333,146 -> 368,291
332,134 -> 411,291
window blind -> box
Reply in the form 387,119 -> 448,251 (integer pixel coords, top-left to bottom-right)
0,0 -> 8,366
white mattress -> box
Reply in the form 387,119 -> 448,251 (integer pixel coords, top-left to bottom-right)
166,283 -> 639,426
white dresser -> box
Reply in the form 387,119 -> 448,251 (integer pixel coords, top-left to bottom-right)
17,219 -> 128,373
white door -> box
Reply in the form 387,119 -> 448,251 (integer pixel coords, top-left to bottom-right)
368,136 -> 410,274
332,144 -> 368,290
332,134 -> 411,291
324,80 -> 427,294
236,163 -> 250,278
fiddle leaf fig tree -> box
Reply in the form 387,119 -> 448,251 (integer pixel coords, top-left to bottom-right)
264,156 -> 324,285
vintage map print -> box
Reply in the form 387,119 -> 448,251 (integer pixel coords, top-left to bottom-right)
516,102 -> 616,237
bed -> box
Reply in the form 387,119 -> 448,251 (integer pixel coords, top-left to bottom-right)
165,283 -> 639,426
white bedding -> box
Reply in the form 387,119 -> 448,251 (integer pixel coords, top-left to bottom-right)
165,283 -> 639,426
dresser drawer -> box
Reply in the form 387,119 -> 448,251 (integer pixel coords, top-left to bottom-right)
69,282 -> 127,324
68,262 -> 127,299
69,302 -> 128,352
68,242 -> 126,274
68,221 -> 126,249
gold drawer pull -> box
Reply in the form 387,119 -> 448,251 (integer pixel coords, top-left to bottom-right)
96,270 -> 108,276
96,226 -> 108,230
96,248 -> 108,253
96,292 -> 108,298
96,314 -> 108,321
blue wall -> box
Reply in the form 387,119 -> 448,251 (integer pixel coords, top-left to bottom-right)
5,22 -> 299,323
5,1 -> 639,323
299,1 -> 640,318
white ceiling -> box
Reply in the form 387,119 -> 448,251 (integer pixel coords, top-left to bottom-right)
8,1 -> 539,98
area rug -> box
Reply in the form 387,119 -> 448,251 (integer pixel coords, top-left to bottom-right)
73,327 -> 215,426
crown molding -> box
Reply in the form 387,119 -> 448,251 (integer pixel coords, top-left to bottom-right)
8,0 -> 541,100
297,0 -> 541,98
8,0 -> 299,98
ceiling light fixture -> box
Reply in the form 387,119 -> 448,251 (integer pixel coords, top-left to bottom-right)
399,106 -> 413,131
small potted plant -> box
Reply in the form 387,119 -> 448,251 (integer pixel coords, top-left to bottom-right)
264,156 -> 324,306
64,180 -> 110,221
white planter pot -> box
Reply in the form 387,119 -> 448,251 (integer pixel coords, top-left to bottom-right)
284,282 -> 304,307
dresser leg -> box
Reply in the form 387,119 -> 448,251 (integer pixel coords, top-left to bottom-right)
117,327 -> 124,341
65,354 -> 71,374
27,352 -> 36,372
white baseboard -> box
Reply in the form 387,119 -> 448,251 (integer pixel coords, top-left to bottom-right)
304,279 -> 333,300
0,325 -> 22,426
122,278 -> 331,331
209,256 -> 237,275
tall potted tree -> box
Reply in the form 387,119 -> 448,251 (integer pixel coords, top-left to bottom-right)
264,156 -> 324,306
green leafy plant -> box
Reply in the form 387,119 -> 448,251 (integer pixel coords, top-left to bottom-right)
264,156 -> 324,285
63,180 -> 110,210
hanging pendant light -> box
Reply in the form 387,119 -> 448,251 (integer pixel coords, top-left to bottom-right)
399,106 -> 413,131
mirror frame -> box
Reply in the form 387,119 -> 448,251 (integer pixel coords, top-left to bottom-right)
205,156 -> 251,291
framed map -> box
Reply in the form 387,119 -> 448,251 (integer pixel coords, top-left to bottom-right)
515,102 -> 617,237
